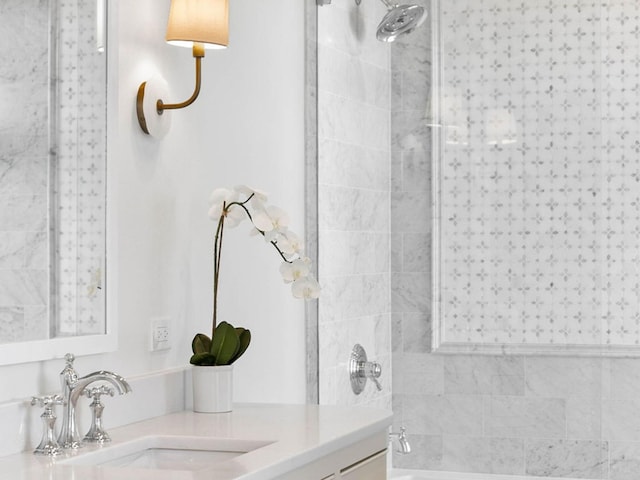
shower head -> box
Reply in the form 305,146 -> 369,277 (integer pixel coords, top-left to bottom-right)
376,2 -> 427,42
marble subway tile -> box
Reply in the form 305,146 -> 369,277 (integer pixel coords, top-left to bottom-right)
393,434 -> 443,470
402,233 -> 431,273
525,357 -> 605,398
318,44 -> 390,110
602,397 -> 640,442
391,190 -> 431,234
391,109 -> 431,151
566,396 -> 603,440
319,230 -> 389,276
442,436 -> 524,475
318,273 -> 390,322
318,184 -> 389,232
525,439 -> 608,479
444,355 -> 524,396
318,138 -> 389,190
23,305 -> 48,342
609,358 -> 640,400
319,90 -> 389,151
393,352 -> 442,395
485,396 -> 566,438
401,147 -> 432,194
391,272 -> 430,314
402,394 -> 483,436
610,442 -> 640,480
401,312 -> 431,353
23,231 -> 47,269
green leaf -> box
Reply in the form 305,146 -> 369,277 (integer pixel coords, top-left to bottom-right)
190,352 -> 217,366
210,321 -> 240,365
192,333 -> 212,355
230,328 -> 251,364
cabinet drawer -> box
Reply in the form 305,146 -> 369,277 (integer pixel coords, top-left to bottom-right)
340,449 -> 387,480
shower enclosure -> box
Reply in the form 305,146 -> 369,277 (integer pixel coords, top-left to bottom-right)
314,0 -> 640,478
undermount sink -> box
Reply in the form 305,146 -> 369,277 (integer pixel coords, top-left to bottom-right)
59,435 -> 273,471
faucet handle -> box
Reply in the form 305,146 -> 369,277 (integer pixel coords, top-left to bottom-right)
64,353 -> 75,366
30,395 -> 64,456
83,385 -> 115,399
31,395 -> 64,408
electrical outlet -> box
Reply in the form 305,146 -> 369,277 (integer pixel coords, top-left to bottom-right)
150,318 -> 172,351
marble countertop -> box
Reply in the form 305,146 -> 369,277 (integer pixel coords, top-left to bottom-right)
0,403 -> 393,480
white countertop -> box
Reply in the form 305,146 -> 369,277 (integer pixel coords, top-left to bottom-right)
0,403 -> 393,480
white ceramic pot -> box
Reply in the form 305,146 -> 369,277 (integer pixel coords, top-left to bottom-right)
191,365 -> 233,413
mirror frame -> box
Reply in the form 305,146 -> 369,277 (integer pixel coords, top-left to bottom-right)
0,0 -> 117,366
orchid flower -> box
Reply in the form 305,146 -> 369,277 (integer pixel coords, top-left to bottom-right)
208,186 -> 320,333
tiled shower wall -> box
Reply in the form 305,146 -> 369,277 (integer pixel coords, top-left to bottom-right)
317,0 -> 392,410
0,0 -> 106,344
391,0 -> 640,478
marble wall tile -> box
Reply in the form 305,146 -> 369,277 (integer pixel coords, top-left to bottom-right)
525,439 -> 608,479
402,233 -> 431,273
484,396 -> 566,438
401,312 -> 431,353
23,231 -> 47,269
393,352 -> 443,395
609,359 -> 640,400
444,355 -> 524,396
401,147 -> 431,194
318,184 -> 389,232
318,273 -> 390,323
602,397 -> 640,442
393,434 -> 442,470
391,272 -> 430,314
402,394 -> 483,436
610,442 -> 640,480
319,231 -> 389,276
525,357 -> 605,398
566,396 -> 603,440
391,190 -> 430,234
318,44 -> 390,110
318,138 -> 389,190
23,305 -> 48,342
442,436 -> 524,475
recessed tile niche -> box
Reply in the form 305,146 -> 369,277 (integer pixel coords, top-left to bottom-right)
432,0 -> 640,355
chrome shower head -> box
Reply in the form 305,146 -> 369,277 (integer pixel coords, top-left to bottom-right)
376,2 -> 427,42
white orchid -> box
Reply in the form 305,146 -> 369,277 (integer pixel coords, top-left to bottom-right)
208,186 -> 320,331
208,188 -> 244,228
291,276 -> 321,300
279,257 -> 311,283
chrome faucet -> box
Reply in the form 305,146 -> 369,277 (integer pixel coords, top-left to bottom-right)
389,427 -> 411,455
57,353 -> 132,449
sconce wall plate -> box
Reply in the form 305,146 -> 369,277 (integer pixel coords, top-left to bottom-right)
136,75 -> 171,138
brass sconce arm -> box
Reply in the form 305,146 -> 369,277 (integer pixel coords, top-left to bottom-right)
157,43 -> 204,113
136,43 -> 206,135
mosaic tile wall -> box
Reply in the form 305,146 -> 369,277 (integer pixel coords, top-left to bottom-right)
436,0 -> 640,350
391,0 -> 640,478
0,0 -> 106,344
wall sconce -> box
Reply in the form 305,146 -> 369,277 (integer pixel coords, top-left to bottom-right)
136,0 -> 229,136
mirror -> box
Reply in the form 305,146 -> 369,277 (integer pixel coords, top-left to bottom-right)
0,0 -> 111,364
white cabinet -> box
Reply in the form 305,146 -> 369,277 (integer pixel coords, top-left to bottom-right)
278,431 -> 387,480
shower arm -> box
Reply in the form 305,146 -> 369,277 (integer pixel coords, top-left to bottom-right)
378,0 -> 397,9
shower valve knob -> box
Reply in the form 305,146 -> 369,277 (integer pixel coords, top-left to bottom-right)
349,344 -> 383,394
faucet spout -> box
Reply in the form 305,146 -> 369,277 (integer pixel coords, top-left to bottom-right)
58,357 -> 131,449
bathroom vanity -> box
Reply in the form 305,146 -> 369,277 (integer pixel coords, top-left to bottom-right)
0,404 -> 392,480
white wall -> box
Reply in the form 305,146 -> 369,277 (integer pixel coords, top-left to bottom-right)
0,0 -> 307,408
